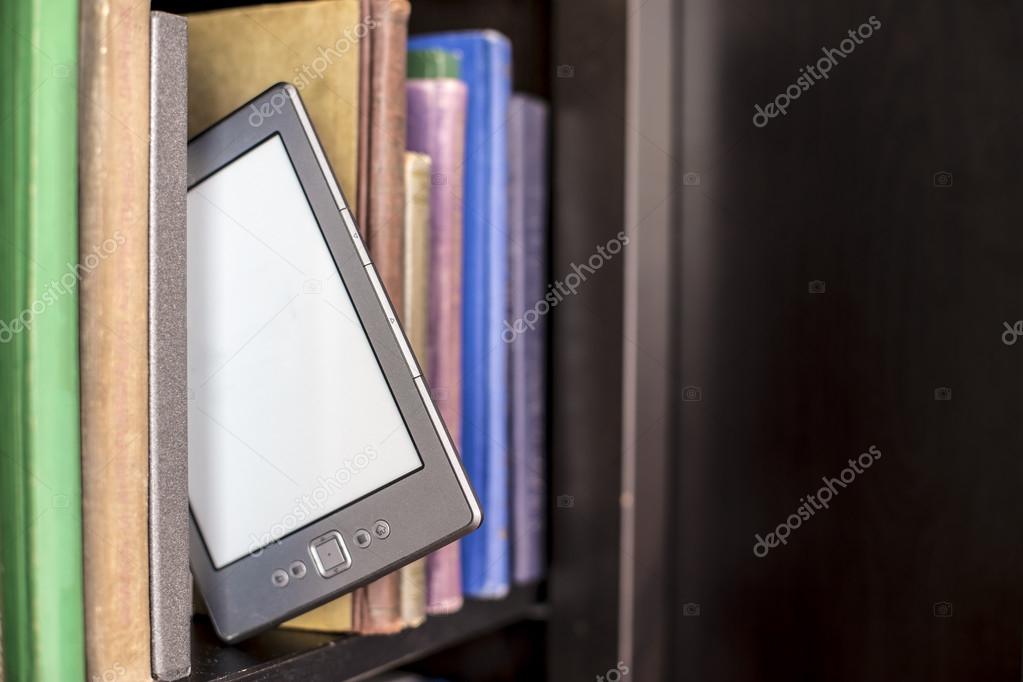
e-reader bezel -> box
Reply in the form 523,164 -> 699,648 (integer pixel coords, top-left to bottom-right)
187,83 -> 481,643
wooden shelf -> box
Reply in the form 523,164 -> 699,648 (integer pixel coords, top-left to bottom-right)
188,585 -> 546,681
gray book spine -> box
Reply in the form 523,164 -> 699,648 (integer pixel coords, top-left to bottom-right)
508,94 -> 549,584
149,11 -> 191,681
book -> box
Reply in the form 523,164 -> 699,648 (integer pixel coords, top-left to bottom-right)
405,68 -> 468,613
351,0 -> 410,634
79,0 -> 153,679
0,0 -> 85,679
187,0 -> 365,633
187,0 -> 362,200
399,151 -> 432,629
407,30 -> 513,599
149,11 -> 191,680
508,95 -> 549,585
408,48 -> 459,79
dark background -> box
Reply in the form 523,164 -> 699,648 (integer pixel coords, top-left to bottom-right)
666,0 -> 1023,680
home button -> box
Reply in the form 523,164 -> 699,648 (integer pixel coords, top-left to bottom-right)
309,531 -> 351,578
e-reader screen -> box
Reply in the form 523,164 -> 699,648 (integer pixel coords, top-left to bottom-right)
187,135 -> 422,570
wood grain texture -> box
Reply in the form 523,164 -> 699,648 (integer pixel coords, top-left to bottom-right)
79,1 -> 153,679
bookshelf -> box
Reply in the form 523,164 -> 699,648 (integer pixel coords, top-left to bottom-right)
145,0 -> 629,678
189,586 -> 546,681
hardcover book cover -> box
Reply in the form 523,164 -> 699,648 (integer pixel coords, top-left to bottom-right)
406,73 -> 468,612
187,0 -> 362,202
407,30 -> 513,598
149,11 -> 191,680
0,1 -> 85,679
79,0 -> 154,679
508,95 -> 549,585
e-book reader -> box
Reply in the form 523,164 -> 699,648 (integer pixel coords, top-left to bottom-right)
186,83 -> 481,642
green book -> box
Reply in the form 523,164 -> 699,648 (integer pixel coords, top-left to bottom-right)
0,0 -> 86,680
408,48 -> 460,79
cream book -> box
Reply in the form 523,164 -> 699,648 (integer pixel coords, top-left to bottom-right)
398,152 -> 431,629
79,0 -> 153,679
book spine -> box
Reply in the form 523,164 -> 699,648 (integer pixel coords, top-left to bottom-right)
467,36 -> 513,599
352,0 -> 411,634
399,151 -> 431,628
80,0 -> 153,679
509,96 -> 550,585
406,78 -> 468,613
407,31 -> 514,599
366,0 -> 409,304
149,12 -> 191,680
0,0 -> 86,680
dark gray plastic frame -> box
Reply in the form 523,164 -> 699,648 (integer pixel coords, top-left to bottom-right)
187,83 -> 481,643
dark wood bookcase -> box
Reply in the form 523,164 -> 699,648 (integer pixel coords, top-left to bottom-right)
151,0 -> 632,679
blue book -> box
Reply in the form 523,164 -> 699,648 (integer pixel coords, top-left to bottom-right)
408,31 -> 512,598
508,95 -> 549,585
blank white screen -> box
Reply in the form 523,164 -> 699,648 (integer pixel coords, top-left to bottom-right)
187,135 -> 421,569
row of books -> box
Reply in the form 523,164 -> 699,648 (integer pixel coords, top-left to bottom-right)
0,0 -> 548,680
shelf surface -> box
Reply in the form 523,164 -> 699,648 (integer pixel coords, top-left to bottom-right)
188,584 -> 546,681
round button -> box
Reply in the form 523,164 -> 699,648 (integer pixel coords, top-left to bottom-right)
271,569 -> 289,587
354,529 -> 372,548
289,560 -> 307,579
373,520 -> 390,539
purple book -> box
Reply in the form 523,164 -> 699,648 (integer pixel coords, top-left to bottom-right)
406,77 -> 468,613
508,94 -> 549,584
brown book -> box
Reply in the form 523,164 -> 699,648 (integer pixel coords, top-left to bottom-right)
79,1 -> 153,679
187,0 -> 364,633
187,0 -> 361,199
398,152 -> 431,629
351,0 -> 410,635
